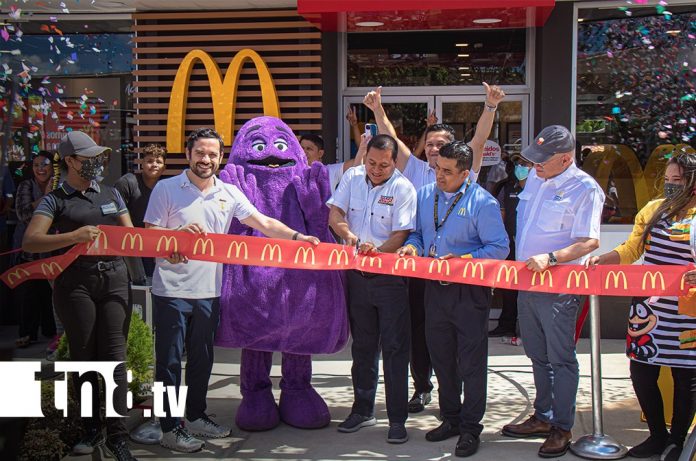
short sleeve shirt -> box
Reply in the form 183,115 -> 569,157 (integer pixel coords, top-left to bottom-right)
34,181 -> 128,262
325,162 -> 345,192
144,171 -> 257,299
114,173 -> 153,228
515,164 -> 605,264
327,166 -> 416,247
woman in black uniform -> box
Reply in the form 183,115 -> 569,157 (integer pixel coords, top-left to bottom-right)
23,131 -> 137,461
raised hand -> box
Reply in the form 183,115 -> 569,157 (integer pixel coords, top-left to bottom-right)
483,82 -> 506,107
220,164 -> 256,204
363,86 -> 382,113
346,106 -> 358,127
426,109 -> 438,127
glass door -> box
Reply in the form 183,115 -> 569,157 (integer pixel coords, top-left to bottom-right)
341,96 -> 434,162
436,94 -> 530,190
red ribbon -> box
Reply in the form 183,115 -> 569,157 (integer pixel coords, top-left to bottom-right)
1,225 -> 691,297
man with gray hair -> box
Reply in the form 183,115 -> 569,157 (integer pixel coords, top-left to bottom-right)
501,125 -> 604,458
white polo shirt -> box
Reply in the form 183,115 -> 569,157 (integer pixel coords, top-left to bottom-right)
515,164 -> 605,264
326,162 -> 345,192
402,154 -> 479,192
144,171 -> 257,299
327,165 -> 416,247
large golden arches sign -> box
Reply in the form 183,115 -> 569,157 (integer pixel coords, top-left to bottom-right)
166,49 -> 281,153
583,143 -> 695,212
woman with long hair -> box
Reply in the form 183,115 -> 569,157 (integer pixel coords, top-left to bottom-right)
13,151 -> 56,347
587,151 -> 696,461
22,132 -> 137,461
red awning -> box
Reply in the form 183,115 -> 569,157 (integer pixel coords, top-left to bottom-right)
297,0 -> 555,32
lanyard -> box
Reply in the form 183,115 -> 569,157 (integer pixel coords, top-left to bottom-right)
433,181 -> 469,232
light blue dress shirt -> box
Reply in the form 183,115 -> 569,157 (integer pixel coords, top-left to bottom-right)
405,179 -> 509,260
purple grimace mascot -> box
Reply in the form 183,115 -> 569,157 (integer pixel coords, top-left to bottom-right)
216,116 -> 348,431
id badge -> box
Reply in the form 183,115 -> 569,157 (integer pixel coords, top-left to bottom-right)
428,244 -> 437,258
100,201 -> 118,216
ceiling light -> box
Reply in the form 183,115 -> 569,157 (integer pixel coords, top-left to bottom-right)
458,66 -> 470,70
456,43 -> 469,47
355,21 -> 384,27
666,30 -> 680,35
578,18 -> 585,22
461,73 -> 472,77
473,18 -> 502,24
458,54 -> 470,57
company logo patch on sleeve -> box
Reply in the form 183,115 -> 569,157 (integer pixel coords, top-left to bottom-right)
378,195 -> 395,206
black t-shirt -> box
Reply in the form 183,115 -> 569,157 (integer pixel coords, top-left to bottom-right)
114,172 -> 153,228
35,181 -> 128,262
495,180 -> 523,242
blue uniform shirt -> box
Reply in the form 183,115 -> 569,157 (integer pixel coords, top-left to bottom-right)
405,179 -> 509,260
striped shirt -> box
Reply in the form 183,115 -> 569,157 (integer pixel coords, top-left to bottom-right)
629,216 -> 696,368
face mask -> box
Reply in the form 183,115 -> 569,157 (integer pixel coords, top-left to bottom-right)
76,155 -> 107,182
514,164 -> 530,181
663,182 -> 685,200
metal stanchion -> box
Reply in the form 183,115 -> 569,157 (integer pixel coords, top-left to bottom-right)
129,284 -> 163,445
570,295 -> 628,459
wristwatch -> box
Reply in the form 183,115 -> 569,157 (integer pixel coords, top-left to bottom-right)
548,252 -> 558,266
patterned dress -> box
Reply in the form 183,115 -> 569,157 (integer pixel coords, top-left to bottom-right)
628,214 -> 696,368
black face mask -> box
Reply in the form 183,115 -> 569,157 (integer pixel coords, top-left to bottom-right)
75,154 -> 107,182
663,182 -> 685,200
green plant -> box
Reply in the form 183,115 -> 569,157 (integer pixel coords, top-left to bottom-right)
56,311 -> 154,397
18,428 -> 65,461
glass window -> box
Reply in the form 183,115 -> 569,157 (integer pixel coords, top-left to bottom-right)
576,6 -> 696,223
347,29 -> 526,87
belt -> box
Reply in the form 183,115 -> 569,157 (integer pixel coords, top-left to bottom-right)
352,269 -> 378,279
71,259 -> 124,272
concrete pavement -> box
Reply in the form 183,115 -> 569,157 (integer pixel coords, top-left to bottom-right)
59,338 -> 651,461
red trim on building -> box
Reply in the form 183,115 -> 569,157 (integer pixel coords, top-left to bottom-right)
297,0 -> 555,31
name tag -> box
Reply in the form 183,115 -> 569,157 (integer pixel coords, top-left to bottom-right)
100,201 -> 118,216
378,195 -> 394,206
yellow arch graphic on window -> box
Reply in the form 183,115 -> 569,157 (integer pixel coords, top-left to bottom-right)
166,49 -> 281,153
583,143 -> 695,212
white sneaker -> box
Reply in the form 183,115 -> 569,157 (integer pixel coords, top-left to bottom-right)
160,426 -> 204,453
186,415 -> 231,438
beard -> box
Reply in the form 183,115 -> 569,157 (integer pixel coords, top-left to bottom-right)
190,161 -> 216,179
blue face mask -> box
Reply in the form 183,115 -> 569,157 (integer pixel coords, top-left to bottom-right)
514,164 -> 530,181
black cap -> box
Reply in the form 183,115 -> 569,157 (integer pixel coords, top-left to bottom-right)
58,131 -> 111,159
521,125 -> 575,164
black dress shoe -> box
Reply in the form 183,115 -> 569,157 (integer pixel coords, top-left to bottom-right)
408,392 -> 431,413
455,432 -> 480,457
425,420 -> 460,442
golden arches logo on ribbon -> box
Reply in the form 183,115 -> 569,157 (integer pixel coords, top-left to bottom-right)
167,49 -> 280,152
121,232 -> 143,252
193,237 -> 215,256
40,262 -> 63,277
394,257 -> 416,272
156,236 -> 178,253
89,231 -> 108,251
428,259 -> 450,276
462,261 -> 484,280
642,271 -> 665,291
227,241 -> 248,260
566,270 -> 589,290
532,270 -> 554,287
496,265 -> 518,285
328,248 -> 349,267
605,270 -> 628,290
294,247 -> 316,265
261,243 -> 282,262
361,256 -> 382,269
6,268 -> 30,286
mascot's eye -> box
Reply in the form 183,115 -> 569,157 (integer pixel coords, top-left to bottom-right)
636,305 -> 647,317
274,139 -> 289,152
252,140 -> 266,152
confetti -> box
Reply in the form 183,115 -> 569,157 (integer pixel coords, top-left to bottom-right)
0,28 -> 8,42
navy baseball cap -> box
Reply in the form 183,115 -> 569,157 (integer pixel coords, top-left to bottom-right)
58,131 -> 111,159
521,125 -> 575,164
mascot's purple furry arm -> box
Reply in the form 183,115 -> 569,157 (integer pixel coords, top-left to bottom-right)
216,116 -> 349,431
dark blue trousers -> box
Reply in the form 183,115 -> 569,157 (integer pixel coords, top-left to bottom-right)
153,295 -> 219,432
